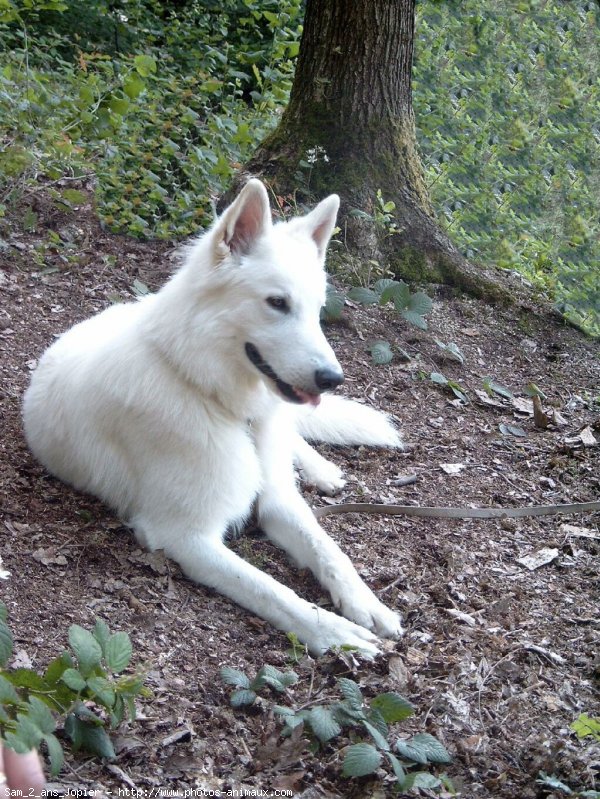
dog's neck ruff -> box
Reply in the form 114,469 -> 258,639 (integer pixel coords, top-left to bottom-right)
244,343 -> 321,406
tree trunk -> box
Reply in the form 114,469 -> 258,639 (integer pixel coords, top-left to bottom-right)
229,0 -> 511,302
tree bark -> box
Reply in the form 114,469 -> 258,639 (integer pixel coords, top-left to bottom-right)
227,0 -> 512,303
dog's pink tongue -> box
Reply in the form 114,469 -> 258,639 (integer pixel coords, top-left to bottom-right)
294,388 -> 321,406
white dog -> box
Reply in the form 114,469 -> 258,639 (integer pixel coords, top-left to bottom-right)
23,180 -> 403,656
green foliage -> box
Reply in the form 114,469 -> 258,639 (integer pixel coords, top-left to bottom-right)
0,0 -> 302,235
222,667 -> 452,793
348,279 -> 433,333
570,713 -> 600,742
429,371 -> 469,402
537,771 -> 600,798
0,603 -> 146,775
414,0 -> 600,335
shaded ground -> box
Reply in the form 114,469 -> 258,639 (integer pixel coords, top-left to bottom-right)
0,186 -> 599,798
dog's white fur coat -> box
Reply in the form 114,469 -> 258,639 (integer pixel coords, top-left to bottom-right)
23,180 -> 403,655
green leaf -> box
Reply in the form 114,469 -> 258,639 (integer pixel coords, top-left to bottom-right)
0,601 -> 7,621
322,288 -> 346,321
123,74 -> 145,100
408,291 -> 433,316
337,678 -> 364,712
371,692 -> 414,723
348,287 -> 380,305
342,743 -> 382,777
87,676 -> 116,708
230,689 -> 257,707
6,669 -> 46,691
68,625 -> 102,677
383,280 -> 411,307
400,309 -> 428,330
93,619 -> 111,656
386,751 -> 406,785
105,632 -> 132,673
44,653 -> 70,684
370,340 -> 394,365
373,278 -> 399,295
26,697 -> 56,735
65,715 -> 116,759
362,719 -> 390,752
307,706 -> 342,743
61,668 -> 87,692
251,665 -> 297,692
220,666 -> 250,689
0,673 -> 20,703
133,55 -> 157,78
435,340 -> 465,364
408,733 -> 452,764
483,377 -> 514,399
525,382 -> 548,400
570,713 -> 600,742
0,618 -> 13,666
43,732 -> 64,777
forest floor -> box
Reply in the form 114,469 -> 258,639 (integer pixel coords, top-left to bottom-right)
0,185 -> 599,799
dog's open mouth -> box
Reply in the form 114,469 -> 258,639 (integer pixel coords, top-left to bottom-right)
245,343 -> 321,406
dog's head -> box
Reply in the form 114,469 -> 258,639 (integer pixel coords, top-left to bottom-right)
208,179 -> 344,406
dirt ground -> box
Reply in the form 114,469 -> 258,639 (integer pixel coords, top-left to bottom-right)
0,187 -> 599,798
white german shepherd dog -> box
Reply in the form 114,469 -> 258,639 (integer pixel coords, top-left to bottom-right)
23,179 -> 403,656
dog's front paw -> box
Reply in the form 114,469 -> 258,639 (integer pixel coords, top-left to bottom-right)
301,460 -> 346,496
299,608 -> 381,658
338,591 -> 404,640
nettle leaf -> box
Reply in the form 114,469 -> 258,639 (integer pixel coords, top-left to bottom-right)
347,287 -> 380,305
308,705 -> 342,743
373,278 -> 398,295
68,625 -> 102,677
0,617 -> 13,666
322,288 -> 346,321
386,281 -> 411,308
251,665 -> 298,692
370,340 -> 394,365
337,678 -> 364,712
342,742 -> 383,777
230,689 -> 257,708
409,733 -> 452,764
371,692 -> 415,723
104,632 -> 132,674
220,666 -> 250,689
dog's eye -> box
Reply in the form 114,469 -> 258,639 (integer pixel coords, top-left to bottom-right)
266,296 -> 290,313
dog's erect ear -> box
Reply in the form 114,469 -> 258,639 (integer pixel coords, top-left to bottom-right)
302,194 -> 340,259
216,179 -> 271,259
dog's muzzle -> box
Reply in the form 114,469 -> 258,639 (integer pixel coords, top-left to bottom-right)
244,343 -> 343,405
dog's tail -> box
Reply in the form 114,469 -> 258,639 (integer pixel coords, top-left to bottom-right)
295,394 -> 402,448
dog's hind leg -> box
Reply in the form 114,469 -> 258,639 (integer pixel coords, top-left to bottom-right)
256,413 -> 403,642
294,434 -> 346,495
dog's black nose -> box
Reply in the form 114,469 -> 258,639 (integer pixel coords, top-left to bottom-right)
315,367 -> 345,391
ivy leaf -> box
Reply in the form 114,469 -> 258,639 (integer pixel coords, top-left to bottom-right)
371,692 -> 415,723
105,632 -> 132,674
68,625 -> 102,678
342,742 -> 383,777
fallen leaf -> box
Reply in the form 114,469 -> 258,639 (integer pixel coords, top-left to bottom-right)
461,327 -> 479,337
440,463 -> 466,475
533,395 -> 551,429
516,548 -> 559,571
32,548 -> 68,566
499,423 -> 527,437
550,409 -> 568,427
512,397 -> 534,415
560,524 -> 599,540
445,608 -> 479,626
474,389 -> 503,407
579,426 -> 597,447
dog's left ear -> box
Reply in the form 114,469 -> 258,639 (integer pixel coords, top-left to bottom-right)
303,194 -> 340,260
216,179 -> 272,259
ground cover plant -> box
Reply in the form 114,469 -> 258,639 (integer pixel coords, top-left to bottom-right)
0,0 -> 599,333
